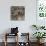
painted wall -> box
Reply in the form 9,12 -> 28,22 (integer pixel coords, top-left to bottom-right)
0,0 -> 36,33
0,0 -> 37,42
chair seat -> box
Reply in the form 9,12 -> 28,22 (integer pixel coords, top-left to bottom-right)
6,33 -> 17,36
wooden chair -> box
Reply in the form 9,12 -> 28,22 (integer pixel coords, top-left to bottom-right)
4,33 -> 18,46
4,27 -> 19,46
20,33 -> 30,46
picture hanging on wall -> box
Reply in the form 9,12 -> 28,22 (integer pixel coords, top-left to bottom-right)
36,0 -> 46,27
11,6 -> 25,21
37,0 -> 46,18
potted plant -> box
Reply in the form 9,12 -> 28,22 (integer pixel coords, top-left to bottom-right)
33,32 -> 46,43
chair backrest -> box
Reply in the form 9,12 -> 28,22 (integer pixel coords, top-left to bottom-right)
11,27 -> 18,34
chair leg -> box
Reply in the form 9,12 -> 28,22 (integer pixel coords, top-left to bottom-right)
17,35 -> 18,46
4,33 -> 7,46
4,41 -> 7,46
15,34 -> 18,46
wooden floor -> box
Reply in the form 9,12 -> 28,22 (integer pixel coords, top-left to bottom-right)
0,42 -> 46,46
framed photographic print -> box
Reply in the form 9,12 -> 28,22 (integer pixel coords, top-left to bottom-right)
37,0 -> 46,18
11,6 -> 25,21
36,0 -> 46,26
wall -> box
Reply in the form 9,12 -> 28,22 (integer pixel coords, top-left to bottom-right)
0,0 -> 36,42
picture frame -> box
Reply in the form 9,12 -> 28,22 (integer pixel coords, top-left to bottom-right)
11,6 -> 25,21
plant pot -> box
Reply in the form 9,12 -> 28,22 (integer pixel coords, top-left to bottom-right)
37,39 -> 40,46
40,38 -> 45,43
37,39 -> 40,43
37,39 -> 45,44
